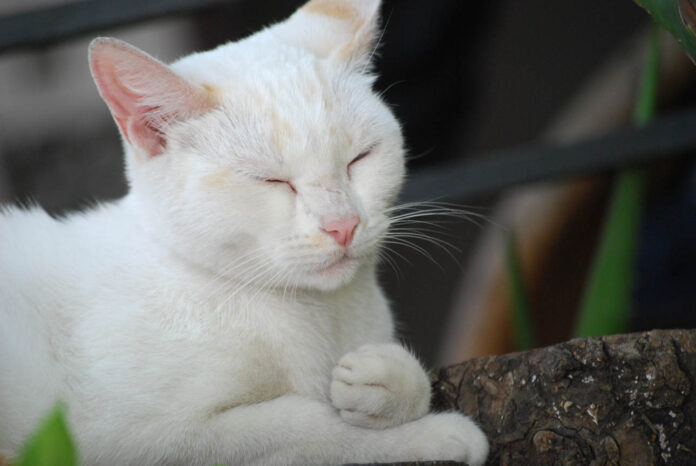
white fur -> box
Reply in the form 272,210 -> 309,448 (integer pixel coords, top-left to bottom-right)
0,1 -> 488,464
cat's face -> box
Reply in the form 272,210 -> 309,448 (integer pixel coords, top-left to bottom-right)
90,0 -> 403,291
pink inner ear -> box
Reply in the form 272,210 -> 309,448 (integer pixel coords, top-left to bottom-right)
89,38 -> 215,157
126,113 -> 166,156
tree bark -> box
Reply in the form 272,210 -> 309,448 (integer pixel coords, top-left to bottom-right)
403,329 -> 696,465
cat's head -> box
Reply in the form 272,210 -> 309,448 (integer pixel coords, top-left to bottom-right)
89,0 -> 404,292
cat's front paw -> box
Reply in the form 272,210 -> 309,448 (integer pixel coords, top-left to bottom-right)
330,343 -> 430,429
401,412 -> 489,466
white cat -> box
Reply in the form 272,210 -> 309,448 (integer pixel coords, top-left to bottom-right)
0,0 -> 488,464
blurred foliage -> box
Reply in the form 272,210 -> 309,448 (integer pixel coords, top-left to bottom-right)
17,403 -> 77,466
575,26 -> 660,337
634,0 -> 696,62
505,231 -> 537,350
575,168 -> 646,337
505,25 -> 662,343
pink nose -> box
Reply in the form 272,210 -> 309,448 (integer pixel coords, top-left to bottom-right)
321,216 -> 360,247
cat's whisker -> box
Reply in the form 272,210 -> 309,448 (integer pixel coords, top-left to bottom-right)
377,248 -> 403,279
377,80 -> 405,100
381,237 -> 433,261
280,265 -> 300,306
378,240 -> 412,266
248,263 -> 288,307
389,209 -> 487,224
373,201 -> 497,272
204,247 -> 271,300
215,257 -> 277,313
382,237 -> 451,272
387,230 -> 463,254
387,202 -> 496,229
205,246 -> 267,286
387,233 -> 462,267
386,199 -> 488,212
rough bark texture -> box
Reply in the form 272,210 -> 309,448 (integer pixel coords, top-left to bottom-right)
383,329 -> 696,465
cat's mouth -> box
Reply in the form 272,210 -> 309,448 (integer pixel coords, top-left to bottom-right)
317,254 -> 357,276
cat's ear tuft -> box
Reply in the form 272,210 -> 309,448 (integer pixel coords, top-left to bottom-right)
88,37 -> 217,157
274,0 -> 381,66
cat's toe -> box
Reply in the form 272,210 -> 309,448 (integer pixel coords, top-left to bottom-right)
330,373 -> 393,429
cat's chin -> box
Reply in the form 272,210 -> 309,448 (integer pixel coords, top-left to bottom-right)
301,255 -> 361,291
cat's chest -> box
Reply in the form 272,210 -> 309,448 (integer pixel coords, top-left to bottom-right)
224,312 -> 340,403
92,273 -> 390,411
146,294 -> 354,406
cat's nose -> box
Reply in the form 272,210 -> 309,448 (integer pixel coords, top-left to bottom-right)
320,216 -> 360,247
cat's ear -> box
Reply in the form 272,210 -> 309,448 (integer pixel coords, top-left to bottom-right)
274,0 -> 381,66
89,38 -> 216,157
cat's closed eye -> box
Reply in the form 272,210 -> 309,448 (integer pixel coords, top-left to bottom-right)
264,178 -> 297,193
348,147 -> 374,178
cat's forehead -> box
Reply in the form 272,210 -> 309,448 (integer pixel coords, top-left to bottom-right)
173,39 -> 369,96
174,44 -> 379,172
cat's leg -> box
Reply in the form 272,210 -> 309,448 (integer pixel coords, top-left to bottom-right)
330,343 -> 432,428
204,393 -> 488,466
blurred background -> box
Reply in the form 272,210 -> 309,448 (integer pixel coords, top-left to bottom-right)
2,0 -> 696,367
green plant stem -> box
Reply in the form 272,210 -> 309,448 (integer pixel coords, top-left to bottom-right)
505,230 -> 536,350
575,26 -> 660,338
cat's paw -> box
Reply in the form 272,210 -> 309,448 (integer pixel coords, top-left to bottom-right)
330,343 -> 430,429
400,412 -> 489,466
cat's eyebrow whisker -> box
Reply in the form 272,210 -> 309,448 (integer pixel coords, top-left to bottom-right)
361,9 -> 392,74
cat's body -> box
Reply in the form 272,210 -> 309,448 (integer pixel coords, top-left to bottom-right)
0,0 -> 488,464
1,198 -> 393,464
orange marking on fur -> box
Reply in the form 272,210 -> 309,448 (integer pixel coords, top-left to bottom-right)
202,169 -> 234,190
201,83 -> 222,102
270,110 -> 294,154
304,0 -> 358,23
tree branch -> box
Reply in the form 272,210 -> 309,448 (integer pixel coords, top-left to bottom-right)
370,329 -> 696,465
427,329 -> 696,465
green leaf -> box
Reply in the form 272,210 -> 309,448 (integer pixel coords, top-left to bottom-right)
505,230 -> 536,350
18,402 -> 77,466
634,0 -> 696,62
575,27 -> 660,338
575,169 -> 646,337
633,27 -> 662,125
